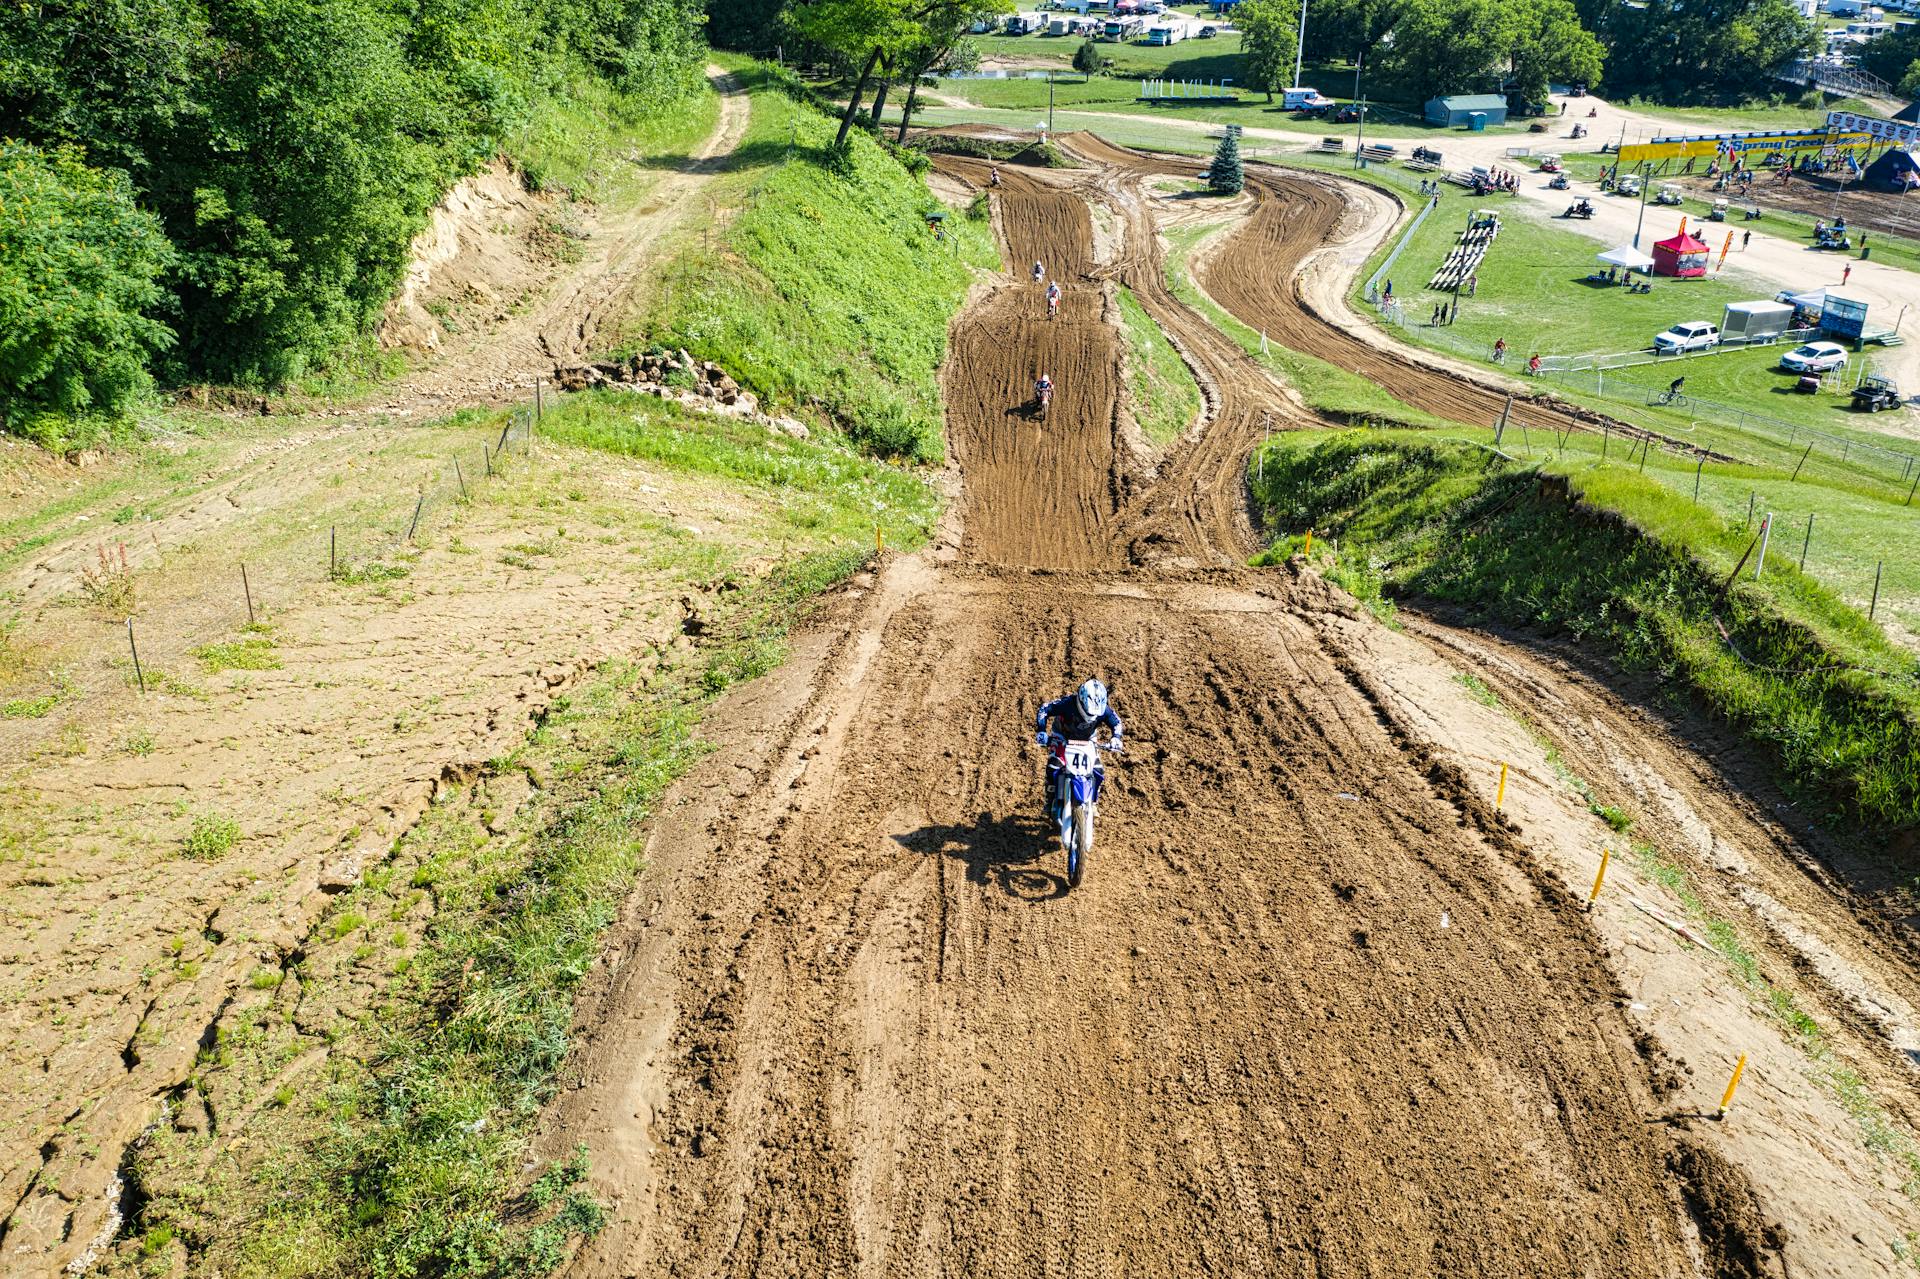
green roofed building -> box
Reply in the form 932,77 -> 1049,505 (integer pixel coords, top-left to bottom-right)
1424,94 -> 1509,128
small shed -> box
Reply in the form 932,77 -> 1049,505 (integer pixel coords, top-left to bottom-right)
1651,229 -> 1709,278
1863,147 -> 1920,193
1424,94 -> 1509,128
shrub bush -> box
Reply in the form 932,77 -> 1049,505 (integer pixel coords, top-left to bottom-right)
0,141 -> 174,448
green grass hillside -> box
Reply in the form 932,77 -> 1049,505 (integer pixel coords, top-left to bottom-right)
642,61 -> 997,461
1254,429 -> 1920,830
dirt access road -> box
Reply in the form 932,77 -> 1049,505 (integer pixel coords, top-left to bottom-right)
536,150 -> 1871,1276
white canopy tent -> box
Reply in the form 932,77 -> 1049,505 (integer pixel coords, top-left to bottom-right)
1596,245 -> 1655,273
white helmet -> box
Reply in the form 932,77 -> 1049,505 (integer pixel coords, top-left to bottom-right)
1076,678 -> 1108,719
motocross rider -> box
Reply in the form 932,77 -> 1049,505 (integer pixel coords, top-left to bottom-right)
1035,679 -> 1122,809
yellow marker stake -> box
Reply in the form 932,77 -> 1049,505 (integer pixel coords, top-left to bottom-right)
876,524 -> 883,555
1495,762 -> 1508,809
1303,528 -> 1314,557
1717,1054 -> 1748,1118
1587,845 -> 1611,911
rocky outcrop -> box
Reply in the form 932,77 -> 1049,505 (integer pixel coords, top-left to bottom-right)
552,350 -> 810,439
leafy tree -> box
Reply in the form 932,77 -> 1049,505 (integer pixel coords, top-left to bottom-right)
1236,0 -> 1301,101
1860,21 -> 1920,95
1302,0 -> 1406,66
1374,0 -> 1511,98
0,141 -> 175,446
0,0 -> 709,410
1372,0 -> 1599,104
1601,0 -> 1816,102
894,2 -> 1000,140
1073,36 -> 1106,78
789,0 -> 927,148
1504,0 -> 1604,106
1209,124 -> 1245,193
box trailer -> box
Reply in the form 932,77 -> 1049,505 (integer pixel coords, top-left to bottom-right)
1146,23 -> 1184,43
1721,300 -> 1795,343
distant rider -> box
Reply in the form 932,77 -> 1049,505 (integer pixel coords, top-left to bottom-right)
1035,679 -> 1123,808
1493,337 -> 1507,363
1034,371 -> 1053,410
1527,353 -> 1541,376
1046,280 -> 1061,318
1032,260 -> 1045,283
1667,375 -> 1685,400
990,165 -> 1001,187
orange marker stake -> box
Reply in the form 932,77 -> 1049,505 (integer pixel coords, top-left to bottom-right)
1587,845 -> 1611,911
1495,762 -> 1508,809
1717,1053 -> 1748,1118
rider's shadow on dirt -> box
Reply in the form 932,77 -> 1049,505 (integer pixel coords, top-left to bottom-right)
894,811 -> 1066,902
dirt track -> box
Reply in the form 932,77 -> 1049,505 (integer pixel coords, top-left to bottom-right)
543,152 -> 1815,1277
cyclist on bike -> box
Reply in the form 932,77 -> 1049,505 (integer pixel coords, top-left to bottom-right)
1035,679 -> 1122,809
1527,353 -> 1542,376
1667,375 -> 1685,401
1493,337 -> 1507,363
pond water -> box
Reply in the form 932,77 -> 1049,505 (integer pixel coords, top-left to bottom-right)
943,70 -> 1059,80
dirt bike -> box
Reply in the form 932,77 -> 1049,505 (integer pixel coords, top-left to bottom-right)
1046,293 -> 1060,320
1034,383 -> 1052,418
1036,732 -> 1118,889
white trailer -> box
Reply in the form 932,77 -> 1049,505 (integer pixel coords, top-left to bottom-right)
1722,300 -> 1796,343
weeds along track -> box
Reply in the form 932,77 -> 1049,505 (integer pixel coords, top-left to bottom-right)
549,145 -> 1783,1278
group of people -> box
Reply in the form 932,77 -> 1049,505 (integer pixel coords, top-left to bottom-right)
1489,338 -> 1543,376
1416,178 -> 1445,199
1471,168 -> 1521,197
1032,261 -> 1057,410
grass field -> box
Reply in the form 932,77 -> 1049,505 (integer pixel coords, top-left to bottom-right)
1117,285 -> 1203,443
1253,428 -> 1920,824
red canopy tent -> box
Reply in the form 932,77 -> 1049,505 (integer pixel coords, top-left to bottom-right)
1651,227 -> 1709,278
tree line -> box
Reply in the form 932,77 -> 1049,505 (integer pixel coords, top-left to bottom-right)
1,0 -> 705,446
1293,0 -> 1818,106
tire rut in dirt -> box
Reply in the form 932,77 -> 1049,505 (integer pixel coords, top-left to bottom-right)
617,574 -> 1698,1277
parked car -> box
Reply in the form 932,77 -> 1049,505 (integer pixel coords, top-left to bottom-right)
1779,340 -> 1849,372
1197,22 -> 1217,34
1653,321 -> 1721,354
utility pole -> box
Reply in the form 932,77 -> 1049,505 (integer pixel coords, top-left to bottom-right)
1351,52 -> 1364,168
1293,0 -> 1308,92
1632,160 -> 1653,250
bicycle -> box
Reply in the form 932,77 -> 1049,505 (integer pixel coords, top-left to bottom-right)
1655,388 -> 1689,407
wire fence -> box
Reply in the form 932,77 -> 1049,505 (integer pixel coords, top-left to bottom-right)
64,392 -> 546,705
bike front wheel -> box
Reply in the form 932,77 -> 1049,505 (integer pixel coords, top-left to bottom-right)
1069,803 -> 1093,889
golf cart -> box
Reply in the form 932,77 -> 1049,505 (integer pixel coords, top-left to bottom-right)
1538,154 -> 1562,173
1815,226 -> 1853,250
1708,199 -> 1729,221
1615,172 -> 1643,197
1564,197 -> 1595,219
1852,375 -> 1904,412
1548,173 -> 1571,190
1655,182 -> 1683,206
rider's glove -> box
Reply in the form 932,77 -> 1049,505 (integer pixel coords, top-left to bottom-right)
1109,737 -> 1123,753
1035,731 -> 1049,747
